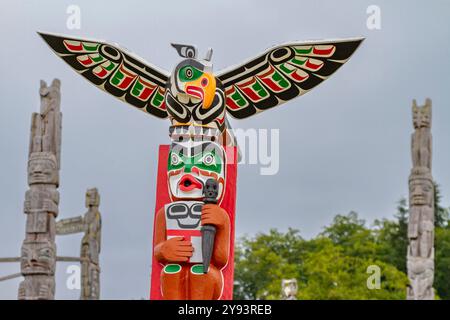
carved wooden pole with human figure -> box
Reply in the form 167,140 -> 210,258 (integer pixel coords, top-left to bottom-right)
80,188 -> 101,300
56,188 -> 102,300
407,98 -> 435,300
18,79 -> 62,300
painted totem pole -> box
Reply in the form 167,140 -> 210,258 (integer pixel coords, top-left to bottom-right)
39,32 -> 363,299
407,98 -> 435,300
18,79 -> 61,300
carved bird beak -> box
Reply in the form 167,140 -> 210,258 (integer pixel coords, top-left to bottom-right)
185,72 -> 216,109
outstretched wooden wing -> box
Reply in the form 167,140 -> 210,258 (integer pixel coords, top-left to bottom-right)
39,32 -> 170,118
216,38 -> 364,119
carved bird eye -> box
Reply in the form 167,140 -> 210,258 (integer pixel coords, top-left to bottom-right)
185,68 -> 193,79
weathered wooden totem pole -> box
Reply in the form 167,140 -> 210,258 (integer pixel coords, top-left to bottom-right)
80,188 -> 102,300
56,188 -> 102,300
39,32 -> 363,299
407,98 -> 435,300
18,79 -> 62,300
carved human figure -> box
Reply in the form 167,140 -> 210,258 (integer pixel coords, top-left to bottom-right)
19,79 -> 61,300
81,188 -> 101,264
27,152 -> 59,186
281,279 -> 298,300
34,79 -> 61,155
18,240 -> 56,300
411,99 -> 432,172
407,255 -> 434,300
408,173 -> 434,258
80,188 -> 101,300
20,240 -> 56,275
154,128 -> 230,299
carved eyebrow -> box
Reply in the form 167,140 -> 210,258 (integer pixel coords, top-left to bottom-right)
170,142 -> 222,157
175,59 -> 205,72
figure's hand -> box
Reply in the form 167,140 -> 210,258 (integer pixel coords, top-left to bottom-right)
38,285 -> 50,300
201,204 -> 229,230
155,237 -> 193,263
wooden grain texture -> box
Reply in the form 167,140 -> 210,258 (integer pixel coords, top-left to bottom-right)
55,188 -> 101,300
18,79 -> 61,300
407,98 -> 435,300
80,188 -> 101,300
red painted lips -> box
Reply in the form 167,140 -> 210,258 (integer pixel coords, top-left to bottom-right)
179,174 -> 203,192
185,85 -> 204,100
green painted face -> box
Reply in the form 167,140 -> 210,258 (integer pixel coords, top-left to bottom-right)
168,148 -> 222,174
178,65 -> 203,82
167,140 -> 226,200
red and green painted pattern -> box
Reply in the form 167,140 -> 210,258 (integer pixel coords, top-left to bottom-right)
40,32 -> 363,122
129,77 -> 165,110
225,86 -> 249,111
218,39 -> 363,119
278,63 -> 309,82
110,64 -> 137,90
222,45 -> 333,112
293,44 -> 336,57
92,61 -> 118,79
285,56 -> 324,72
77,53 -> 106,67
150,87 -> 166,110
257,65 -> 291,92
63,40 -> 100,53
131,77 -> 158,101
39,32 -> 170,119
236,77 -> 270,103
225,64 -> 293,109
276,55 -> 324,84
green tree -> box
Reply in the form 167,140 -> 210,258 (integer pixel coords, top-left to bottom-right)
234,201 -> 450,300
233,229 -> 304,300
435,226 -> 450,299
434,182 -> 449,228
374,198 -> 408,272
234,216 -> 409,300
320,211 -> 380,258
297,238 -> 407,300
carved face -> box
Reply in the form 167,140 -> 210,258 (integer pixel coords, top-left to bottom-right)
85,188 -> 100,207
412,103 -> 431,129
21,241 -> 56,275
409,176 -> 433,206
171,59 -> 216,108
167,135 -> 226,202
28,154 -> 58,185
166,59 -> 226,132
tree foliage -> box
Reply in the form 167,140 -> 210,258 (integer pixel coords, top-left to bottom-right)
234,189 -> 450,300
234,214 -> 409,300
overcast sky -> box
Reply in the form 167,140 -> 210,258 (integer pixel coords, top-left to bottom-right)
0,0 -> 449,299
